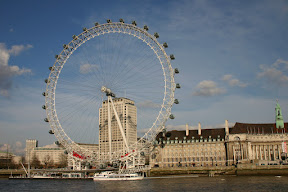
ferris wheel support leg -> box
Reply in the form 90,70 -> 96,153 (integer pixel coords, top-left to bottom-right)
109,96 -> 129,151
78,161 -> 81,171
72,159 -> 76,170
107,97 -> 112,161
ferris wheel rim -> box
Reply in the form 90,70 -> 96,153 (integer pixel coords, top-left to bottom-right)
44,21 -> 176,163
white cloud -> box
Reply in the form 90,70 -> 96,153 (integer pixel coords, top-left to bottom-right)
257,59 -> 288,86
272,58 -> 288,69
0,142 -> 25,155
193,80 -> 226,96
222,74 -> 247,87
0,43 -> 32,97
79,63 -> 98,74
8,44 -> 33,56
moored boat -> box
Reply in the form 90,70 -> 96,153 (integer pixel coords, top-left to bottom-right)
93,171 -> 144,181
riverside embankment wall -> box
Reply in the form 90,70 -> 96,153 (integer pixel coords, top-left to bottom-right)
149,165 -> 288,177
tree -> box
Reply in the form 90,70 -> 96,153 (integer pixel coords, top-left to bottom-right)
58,154 -> 68,168
43,155 -> 53,168
31,154 -> 41,169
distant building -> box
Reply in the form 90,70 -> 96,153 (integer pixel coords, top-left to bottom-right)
226,122 -> 288,165
151,123 -> 227,167
68,143 -> 99,168
152,101 -> 288,167
0,151 -> 21,168
25,139 -> 38,163
25,140 -> 66,166
226,101 -> 288,165
0,151 -> 14,167
99,97 -> 137,160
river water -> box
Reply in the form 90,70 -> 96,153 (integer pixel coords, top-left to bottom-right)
1,176 -> 287,192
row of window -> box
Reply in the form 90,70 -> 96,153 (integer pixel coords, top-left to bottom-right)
162,156 -> 225,162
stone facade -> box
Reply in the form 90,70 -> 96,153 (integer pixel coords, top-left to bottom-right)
151,122 -> 288,168
25,140 -> 66,166
226,122 -> 288,165
151,124 -> 227,168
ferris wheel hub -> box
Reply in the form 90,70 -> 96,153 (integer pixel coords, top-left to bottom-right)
101,86 -> 115,97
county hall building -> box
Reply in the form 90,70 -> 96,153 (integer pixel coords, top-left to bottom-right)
151,101 -> 288,167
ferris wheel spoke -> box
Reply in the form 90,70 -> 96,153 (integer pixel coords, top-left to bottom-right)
57,94 -> 98,121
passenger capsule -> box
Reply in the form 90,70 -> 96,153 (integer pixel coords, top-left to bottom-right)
174,99 -> 179,104
42,105 -> 46,110
83,27 -> 87,31
176,83 -> 181,89
107,19 -> 112,23
119,18 -> 124,23
170,54 -> 175,60
174,68 -> 179,74
55,141 -> 60,145
49,130 -> 54,134
64,150 -> 68,154
154,32 -> 159,38
132,21 -> 137,26
44,118 -> 49,122
44,79 -> 48,83
42,92 -> 46,96
63,44 -> 68,49
55,55 -> 60,59
140,152 -> 145,156
94,22 -> 99,26
143,25 -> 149,31
49,66 -> 53,71
169,114 -> 175,119
163,42 -> 168,48
72,35 -> 78,40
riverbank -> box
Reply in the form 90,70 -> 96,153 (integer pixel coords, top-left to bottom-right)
1,164 -> 288,178
149,164 -> 288,177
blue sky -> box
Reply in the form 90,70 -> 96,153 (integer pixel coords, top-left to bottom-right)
1,0 -> 288,154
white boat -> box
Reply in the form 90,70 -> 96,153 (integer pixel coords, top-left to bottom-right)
32,173 -> 55,179
93,171 -> 144,181
62,172 -> 86,179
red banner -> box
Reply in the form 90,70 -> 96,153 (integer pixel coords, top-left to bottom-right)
73,151 -> 86,159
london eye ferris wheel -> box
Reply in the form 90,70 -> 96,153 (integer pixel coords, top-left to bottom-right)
42,19 -> 180,165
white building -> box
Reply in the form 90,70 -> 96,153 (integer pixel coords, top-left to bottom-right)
25,139 -> 38,163
25,140 -> 66,166
151,123 -> 227,168
152,102 -> 288,167
226,122 -> 288,165
99,97 -> 137,160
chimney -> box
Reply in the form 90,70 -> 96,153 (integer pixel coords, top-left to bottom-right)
186,123 -> 189,136
225,120 -> 229,135
198,122 -> 201,135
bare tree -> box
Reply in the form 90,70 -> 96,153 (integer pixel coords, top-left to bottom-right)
31,154 -> 41,168
43,155 -> 53,168
58,154 -> 68,168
